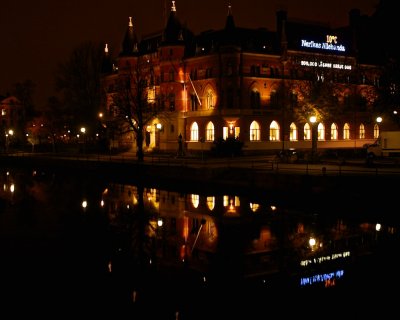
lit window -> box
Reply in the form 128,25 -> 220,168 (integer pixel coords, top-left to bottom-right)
331,123 -> 338,140
190,122 -> 199,141
343,123 -> 350,140
304,123 -> 311,140
250,121 -> 260,141
206,90 -> 214,109
359,124 -> 365,139
234,127 -> 240,139
206,122 -> 215,141
317,123 -> 325,141
269,121 -> 280,141
207,196 -> 215,211
223,127 -> 228,139
191,194 -> 199,208
289,123 -> 297,141
373,124 -> 380,139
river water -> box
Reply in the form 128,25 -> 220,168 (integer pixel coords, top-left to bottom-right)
0,165 -> 398,318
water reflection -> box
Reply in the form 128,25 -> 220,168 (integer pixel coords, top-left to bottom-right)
1,167 -> 399,316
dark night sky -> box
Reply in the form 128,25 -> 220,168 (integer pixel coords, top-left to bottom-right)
0,0 -> 378,107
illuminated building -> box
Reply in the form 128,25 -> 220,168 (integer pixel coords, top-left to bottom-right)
0,96 -> 23,149
101,1 -> 391,156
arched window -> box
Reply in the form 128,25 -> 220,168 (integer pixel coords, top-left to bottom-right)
269,120 -> 280,141
289,123 -> 297,141
317,123 -> 325,140
343,123 -> 350,140
270,90 -> 278,108
169,68 -> 175,82
190,94 -> 198,111
190,122 -> 199,141
207,196 -> 215,211
191,194 -> 199,208
250,89 -> 260,109
206,90 -> 214,109
250,121 -> 260,141
359,123 -> 365,139
169,93 -> 175,111
374,123 -> 380,139
331,123 -> 338,140
206,121 -> 215,141
304,123 -> 311,140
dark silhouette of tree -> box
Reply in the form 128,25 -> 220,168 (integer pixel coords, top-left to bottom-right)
108,57 -> 168,161
55,41 -> 104,135
372,54 -> 400,128
12,79 -> 37,120
9,80 -> 37,145
367,0 -> 400,128
26,95 -> 72,151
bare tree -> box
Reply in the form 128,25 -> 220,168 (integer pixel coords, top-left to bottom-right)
109,57 -> 168,162
55,41 -> 104,134
12,79 -> 37,120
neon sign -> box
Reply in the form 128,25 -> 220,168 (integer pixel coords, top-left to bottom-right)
300,60 -> 352,70
301,34 -> 346,52
300,251 -> 351,267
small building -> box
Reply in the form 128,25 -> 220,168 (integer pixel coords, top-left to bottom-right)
0,96 -> 24,151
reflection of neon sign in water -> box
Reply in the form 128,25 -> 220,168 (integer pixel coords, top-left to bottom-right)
300,269 -> 344,287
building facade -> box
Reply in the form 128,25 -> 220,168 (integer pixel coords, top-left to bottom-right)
0,96 -> 23,152
101,1 -> 388,157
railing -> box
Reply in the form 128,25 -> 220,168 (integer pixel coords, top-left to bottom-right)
2,151 -> 400,177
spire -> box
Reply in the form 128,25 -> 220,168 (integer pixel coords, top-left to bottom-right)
121,16 -> 139,56
225,3 -> 236,30
101,43 -> 113,74
163,0 -> 184,44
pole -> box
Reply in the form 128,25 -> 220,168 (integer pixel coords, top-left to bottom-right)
312,123 -> 317,162
191,224 -> 203,254
281,60 -> 286,153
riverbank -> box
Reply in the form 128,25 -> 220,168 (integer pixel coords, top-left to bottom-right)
1,152 -> 399,202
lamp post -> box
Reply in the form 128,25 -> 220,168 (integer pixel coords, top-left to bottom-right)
281,59 -> 287,154
309,116 -> 317,162
80,127 -> 86,154
376,116 -> 382,138
156,123 -> 162,150
5,129 -> 13,154
5,133 -> 9,153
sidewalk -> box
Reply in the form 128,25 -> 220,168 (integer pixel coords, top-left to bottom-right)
2,151 -> 400,177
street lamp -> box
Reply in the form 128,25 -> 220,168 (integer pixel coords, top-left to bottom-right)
5,129 -> 14,153
375,116 -> 382,139
155,123 -> 162,149
309,116 -> 317,162
80,127 -> 86,153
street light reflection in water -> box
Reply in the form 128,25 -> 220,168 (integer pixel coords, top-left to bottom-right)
0,167 -> 399,316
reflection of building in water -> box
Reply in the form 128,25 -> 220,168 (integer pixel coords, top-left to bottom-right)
100,183 -> 395,288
